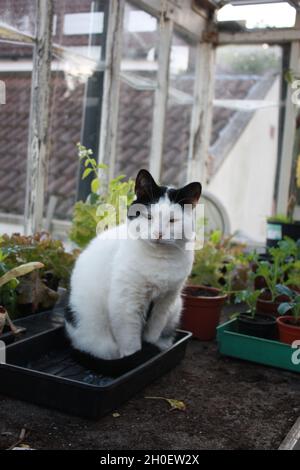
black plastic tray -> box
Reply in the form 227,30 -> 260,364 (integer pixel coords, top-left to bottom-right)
0,327 -> 191,419
0,309 -> 65,345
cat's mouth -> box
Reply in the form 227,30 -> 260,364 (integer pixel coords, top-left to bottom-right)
151,238 -> 175,245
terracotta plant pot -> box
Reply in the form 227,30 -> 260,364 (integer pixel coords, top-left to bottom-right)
277,316 -> 300,345
181,285 -> 227,341
256,291 -> 290,317
254,277 -> 267,291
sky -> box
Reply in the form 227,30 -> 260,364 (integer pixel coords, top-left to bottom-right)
217,2 -> 296,28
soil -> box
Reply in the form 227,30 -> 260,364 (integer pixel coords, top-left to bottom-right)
281,318 -> 300,327
186,288 -> 219,298
239,312 -> 276,325
259,291 -> 289,303
0,305 -> 300,450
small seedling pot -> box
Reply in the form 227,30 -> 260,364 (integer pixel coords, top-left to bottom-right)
277,316 -> 300,345
237,312 -> 278,340
256,291 -> 290,316
181,285 -> 227,341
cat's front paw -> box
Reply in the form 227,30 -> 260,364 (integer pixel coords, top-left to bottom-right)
119,343 -> 141,358
154,335 -> 174,351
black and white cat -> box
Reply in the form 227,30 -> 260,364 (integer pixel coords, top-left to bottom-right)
66,170 -> 201,359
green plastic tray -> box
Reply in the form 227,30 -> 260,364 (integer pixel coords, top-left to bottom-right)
217,319 -> 300,374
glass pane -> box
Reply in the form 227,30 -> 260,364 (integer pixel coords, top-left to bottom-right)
115,1 -> 159,179
120,2 -> 158,82
0,0 -> 36,35
53,0 -> 107,62
45,0 -> 108,219
161,32 -> 196,186
218,3 -> 296,29
0,41 -> 33,225
208,44 -> 283,243
45,64 -> 86,220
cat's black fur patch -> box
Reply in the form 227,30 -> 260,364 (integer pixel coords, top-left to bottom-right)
65,305 -> 77,326
128,169 -> 202,219
146,301 -> 154,322
167,184 -> 202,208
128,170 -> 167,219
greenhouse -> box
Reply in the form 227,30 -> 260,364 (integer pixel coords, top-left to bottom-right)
0,0 -> 300,453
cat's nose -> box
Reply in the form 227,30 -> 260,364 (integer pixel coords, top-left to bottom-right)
153,231 -> 163,240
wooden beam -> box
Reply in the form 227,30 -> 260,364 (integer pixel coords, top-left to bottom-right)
129,0 -> 207,40
0,23 -> 34,44
218,28 -> 300,45
98,0 -> 125,180
187,41 -> 215,184
276,40 -> 300,215
149,12 -> 173,181
279,416 -> 300,450
24,0 -> 53,235
0,80 -> 5,104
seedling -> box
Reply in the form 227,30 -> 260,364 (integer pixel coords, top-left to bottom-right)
234,289 -> 262,319
255,239 -> 297,302
277,284 -> 300,325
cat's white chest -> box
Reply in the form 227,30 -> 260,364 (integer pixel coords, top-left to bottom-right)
135,249 -> 191,292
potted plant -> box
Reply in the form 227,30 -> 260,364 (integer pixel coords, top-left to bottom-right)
0,233 -> 77,318
181,285 -> 227,341
267,155 -> 300,247
266,214 -> 300,248
181,231 -> 248,340
233,289 -> 277,340
255,240 -> 295,315
0,261 -> 44,338
0,232 -> 78,291
276,285 -> 300,345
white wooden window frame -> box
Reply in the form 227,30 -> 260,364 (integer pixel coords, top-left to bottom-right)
0,0 -> 212,233
1,0 -> 299,233
98,0 -> 211,183
218,14 -> 300,217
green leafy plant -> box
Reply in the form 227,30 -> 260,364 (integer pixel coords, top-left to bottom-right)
0,260 -> 44,334
0,232 -> 79,289
277,285 -> 300,325
189,231 -> 249,295
254,239 -> 298,302
267,214 -> 292,224
286,260 -> 300,288
70,144 -> 135,248
233,289 -> 262,319
0,233 -> 79,317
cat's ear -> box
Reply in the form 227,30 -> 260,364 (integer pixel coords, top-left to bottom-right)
135,169 -> 158,200
177,182 -> 202,208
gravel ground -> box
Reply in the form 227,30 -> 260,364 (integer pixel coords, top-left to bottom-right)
0,308 -> 300,450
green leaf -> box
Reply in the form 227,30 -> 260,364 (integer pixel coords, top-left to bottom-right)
210,230 -> 222,245
91,178 -> 100,193
278,302 -> 292,316
82,168 -> 93,180
97,163 -> 108,170
276,284 -> 293,298
84,158 -> 96,168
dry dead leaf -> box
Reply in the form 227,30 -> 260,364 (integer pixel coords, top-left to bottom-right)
145,396 -> 186,411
